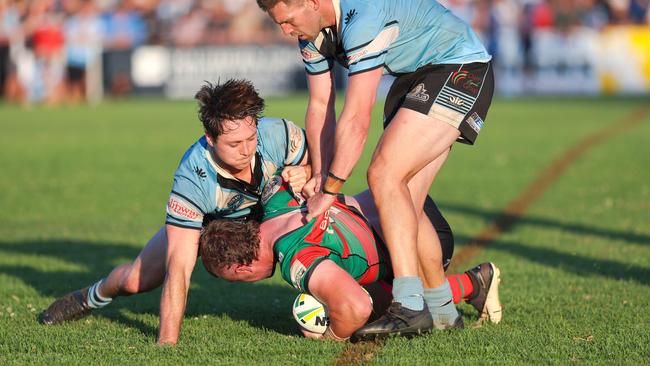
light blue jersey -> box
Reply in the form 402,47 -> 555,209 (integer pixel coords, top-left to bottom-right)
300,0 -> 491,76
166,117 -> 307,230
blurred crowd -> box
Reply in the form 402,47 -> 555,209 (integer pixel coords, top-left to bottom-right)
1,0 -> 649,104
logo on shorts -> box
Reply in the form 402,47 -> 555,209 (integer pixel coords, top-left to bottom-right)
451,70 -> 483,95
290,260 -> 308,291
448,96 -> 465,106
406,83 -> 430,102
465,112 -> 484,133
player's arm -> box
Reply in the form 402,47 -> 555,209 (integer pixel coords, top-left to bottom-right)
157,224 -> 200,345
328,67 -> 383,180
304,71 -> 336,190
307,260 -> 373,340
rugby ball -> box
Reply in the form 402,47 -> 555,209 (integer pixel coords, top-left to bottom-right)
292,293 -> 329,334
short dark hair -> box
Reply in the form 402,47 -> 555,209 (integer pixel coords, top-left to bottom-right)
194,79 -> 265,138
200,219 -> 261,277
256,0 -> 298,12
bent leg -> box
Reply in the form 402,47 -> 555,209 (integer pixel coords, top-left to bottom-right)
368,108 -> 458,281
366,108 -> 461,330
98,226 -> 168,298
41,226 -> 169,324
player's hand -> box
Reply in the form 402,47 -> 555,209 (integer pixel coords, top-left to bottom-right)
307,192 -> 336,220
282,166 -> 310,194
302,173 -> 323,198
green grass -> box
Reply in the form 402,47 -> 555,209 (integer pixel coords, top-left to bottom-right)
1,96 -> 649,364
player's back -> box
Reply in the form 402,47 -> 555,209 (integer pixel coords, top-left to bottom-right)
261,176 -> 390,292
302,0 -> 491,76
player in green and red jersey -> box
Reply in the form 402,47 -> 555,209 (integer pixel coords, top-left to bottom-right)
201,173 -> 502,341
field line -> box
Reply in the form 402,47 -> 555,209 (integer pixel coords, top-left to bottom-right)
332,105 -> 649,365
447,105 -> 649,272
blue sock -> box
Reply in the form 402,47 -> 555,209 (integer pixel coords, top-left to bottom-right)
424,280 -> 459,329
392,276 -> 425,311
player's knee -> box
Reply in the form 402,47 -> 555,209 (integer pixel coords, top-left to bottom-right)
367,161 -> 390,193
345,296 -> 373,325
118,265 -> 144,295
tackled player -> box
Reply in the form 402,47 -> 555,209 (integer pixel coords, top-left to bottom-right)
201,173 -> 502,341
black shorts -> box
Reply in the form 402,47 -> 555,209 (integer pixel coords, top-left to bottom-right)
384,61 -> 494,145
66,65 -> 85,82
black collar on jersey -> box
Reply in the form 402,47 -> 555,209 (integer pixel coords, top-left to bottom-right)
216,152 -> 264,199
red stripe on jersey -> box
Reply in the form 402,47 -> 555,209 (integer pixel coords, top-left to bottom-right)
303,210 -> 330,245
331,202 -> 379,266
358,265 -> 379,285
331,224 -> 350,258
292,246 -> 332,268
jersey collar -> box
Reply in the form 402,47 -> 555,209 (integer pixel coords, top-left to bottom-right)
206,150 -> 263,196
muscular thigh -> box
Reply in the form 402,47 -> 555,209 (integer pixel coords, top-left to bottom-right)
372,108 -> 458,184
130,226 -> 168,288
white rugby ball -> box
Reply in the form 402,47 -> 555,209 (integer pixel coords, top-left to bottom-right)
292,293 -> 329,334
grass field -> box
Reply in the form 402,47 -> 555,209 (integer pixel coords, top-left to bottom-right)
1,96 -> 649,364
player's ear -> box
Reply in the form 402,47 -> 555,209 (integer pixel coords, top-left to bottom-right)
234,264 -> 253,273
205,132 -> 215,147
307,0 -> 319,11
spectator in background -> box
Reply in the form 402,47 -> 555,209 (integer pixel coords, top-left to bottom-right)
101,0 -> 147,96
63,0 -> 102,103
629,0 -> 650,23
576,0 -> 610,29
169,3 -> 209,47
0,0 -> 19,98
155,0 -> 193,43
22,0 -> 66,105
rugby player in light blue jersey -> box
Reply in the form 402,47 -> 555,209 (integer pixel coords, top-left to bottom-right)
256,0 -> 496,340
40,79 -> 310,345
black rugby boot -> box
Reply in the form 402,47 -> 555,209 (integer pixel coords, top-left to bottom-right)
40,287 -> 92,325
351,302 -> 433,342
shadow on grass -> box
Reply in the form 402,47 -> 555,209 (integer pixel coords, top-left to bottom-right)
440,201 -> 650,246
0,239 -> 299,338
454,234 -> 650,286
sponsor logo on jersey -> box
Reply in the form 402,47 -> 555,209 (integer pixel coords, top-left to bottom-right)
301,48 -> 316,60
347,49 -> 369,64
451,70 -> 483,95
261,175 -> 283,204
167,197 -> 201,220
290,260 -> 308,291
227,194 -> 244,210
344,9 -> 357,25
406,83 -> 430,102
194,166 -> 207,180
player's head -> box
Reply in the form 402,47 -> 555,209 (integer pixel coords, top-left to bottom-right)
257,0 -> 325,42
195,79 -> 265,173
195,79 -> 264,138
200,219 -> 273,282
